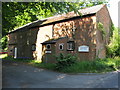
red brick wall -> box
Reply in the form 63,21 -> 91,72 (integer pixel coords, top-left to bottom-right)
55,38 -> 68,56
53,15 -> 96,61
8,24 -> 53,60
96,5 -> 112,58
42,44 -> 56,63
8,27 -> 39,58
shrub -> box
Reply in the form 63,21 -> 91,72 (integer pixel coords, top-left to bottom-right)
106,27 -> 120,57
55,53 -> 77,70
57,57 -> 120,73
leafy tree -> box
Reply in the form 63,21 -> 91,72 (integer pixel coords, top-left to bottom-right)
0,36 -> 7,51
1,1 -> 107,50
107,26 -> 120,57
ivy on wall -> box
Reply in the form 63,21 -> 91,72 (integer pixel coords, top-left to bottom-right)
97,22 -> 106,39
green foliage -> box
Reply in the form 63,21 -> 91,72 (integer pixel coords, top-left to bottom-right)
55,53 -> 77,70
0,36 -> 7,50
2,55 -> 33,62
2,2 -> 107,33
107,27 -> 120,57
97,23 -> 120,58
98,22 -> 106,39
58,57 -> 120,73
33,63 -> 56,70
110,23 -> 114,37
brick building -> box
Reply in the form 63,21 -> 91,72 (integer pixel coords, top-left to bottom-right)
7,4 -> 112,63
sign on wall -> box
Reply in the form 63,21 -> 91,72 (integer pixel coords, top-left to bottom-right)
78,45 -> 89,52
45,51 -> 51,53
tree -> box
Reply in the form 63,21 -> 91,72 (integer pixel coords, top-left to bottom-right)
107,26 -> 120,57
1,1 -> 107,50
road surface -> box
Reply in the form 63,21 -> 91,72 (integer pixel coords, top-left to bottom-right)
2,60 -> 119,88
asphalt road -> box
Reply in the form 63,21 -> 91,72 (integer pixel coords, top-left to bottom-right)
2,60 -> 119,88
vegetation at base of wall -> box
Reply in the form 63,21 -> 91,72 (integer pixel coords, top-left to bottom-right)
32,63 -> 56,70
54,54 -> 120,73
58,57 -> 120,73
55,53 -> 77,70
97,22 -> 120,58
2,54 -> 120,73
2,54 -> 56,70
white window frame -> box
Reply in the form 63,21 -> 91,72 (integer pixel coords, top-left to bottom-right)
46,44 -> 51,50
59,43 -> 64,50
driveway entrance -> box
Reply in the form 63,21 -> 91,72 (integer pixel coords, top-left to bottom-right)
2,60 -> 119,88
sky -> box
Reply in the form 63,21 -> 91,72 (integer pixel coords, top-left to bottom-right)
108,0 -> 120,27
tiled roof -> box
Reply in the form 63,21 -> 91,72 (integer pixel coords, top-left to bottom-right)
41,37 -> 67,44
8,4 -> 105,34
41,39 -> 57,44
41,4 -> 105,25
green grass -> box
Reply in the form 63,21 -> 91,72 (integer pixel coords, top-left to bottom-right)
58,57 -> 120,73
2,55 -> 56,70
32,63 -> 56,70
2,55 -> 120,73
59,61 -> 113,73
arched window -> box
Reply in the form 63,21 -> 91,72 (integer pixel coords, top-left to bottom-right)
59,44 -> 64,50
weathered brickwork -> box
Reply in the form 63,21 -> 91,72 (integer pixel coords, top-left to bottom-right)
7,4 -> 112,63
96,5 -> 112,58
51,15 -> 96,61
8,28 -> 39,58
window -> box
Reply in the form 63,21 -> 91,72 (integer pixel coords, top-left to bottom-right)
67,41 -> 75,51
46,44 -> 51,50
59,44 -> 64,50
10,49 -> 13,52
32,44 -> 36,51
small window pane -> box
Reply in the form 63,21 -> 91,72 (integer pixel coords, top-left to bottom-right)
67,41 -> 74,50
32,44 -> 36,51
10,50 -> 13,52
46,44 -> 51,50
59,44 -> 64,50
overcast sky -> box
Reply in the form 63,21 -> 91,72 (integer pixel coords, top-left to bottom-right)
108,0 -> 120,27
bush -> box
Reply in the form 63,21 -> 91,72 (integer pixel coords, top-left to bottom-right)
55,53 -> 77,70
107,27 -> 120,57
59,58 -> 119,73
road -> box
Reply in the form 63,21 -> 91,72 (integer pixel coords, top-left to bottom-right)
2,60 -> 119,88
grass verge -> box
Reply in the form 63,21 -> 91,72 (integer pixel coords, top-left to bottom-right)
2,55 -> 56,70
59,58 -> 120,73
